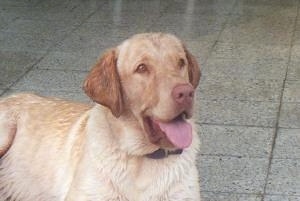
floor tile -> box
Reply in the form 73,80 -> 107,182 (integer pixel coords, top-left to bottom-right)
294,30 -> 300,45
11,69 -> 87,92
53,33 -> 117,53
287,61 -> 300,81
0,19 -> 10,30
53,24 -> 142,53
291,45 -> 300,62
203,58 -> 288,80
273,128 -> 300,159
233,4 -> 298,18
88,11 -> 157,28
283,80 -> 300,102
279,103 -> 300,128
36,51 -> 98,71
10,2 -> 97,24
232,0 -> 299,6
0,50 -> 44,88
201,192 -> 261,201
264,195 -> 300,201
290,44 -> 300,82
226,12 -> 296,29
266,159 -> 300,195
184,39 -> 215,65
35,0 -> 104,10
34,0 -> 66,8
198,156 -> 269,194
165,0 -> 235,15
219,14 -> 294,45
196,99 -> 279,127
0,0 -> 40,7
149,13 -> 225,41
0,6 -> 27,26
99,0 -> 169,13
0,31 -> 55,52
211,42 -> 290,60
0,9 -> 18,30
197,124 -> 274,158
76,22 -> 149,40
2,19 -> 76,41
87,2 -> 162,25
198,78 -> 282,102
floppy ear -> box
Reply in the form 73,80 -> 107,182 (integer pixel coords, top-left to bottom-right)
83,49 -> 124,117
184,47 -> 201,88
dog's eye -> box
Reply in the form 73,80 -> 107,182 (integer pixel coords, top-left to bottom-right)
135,64 -> 148,74
178,58 -> 185,70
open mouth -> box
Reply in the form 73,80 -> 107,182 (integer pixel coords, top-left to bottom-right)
143,113 -> 193,149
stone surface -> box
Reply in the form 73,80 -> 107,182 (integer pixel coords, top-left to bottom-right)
218,14 -> 295,45
1,0 -> 300,200
210,42 -> 290,60
266,159 -> 300,195
196,99 -> 279,127
203,57 -> 288,80
11,69 -> 86,92
273,129 -> 300,159
0,50 -> 44,88
198,78 -> 282,102
279,103 -> 300,128
201,192 -> 262,201
282,80 -> 300,102
287,61 -> 300,81
264,195 -> 300,201
198,156 -> 269,194
197,124 -> 274,158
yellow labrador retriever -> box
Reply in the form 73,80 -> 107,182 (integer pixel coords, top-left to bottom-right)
0,33 -> 201,201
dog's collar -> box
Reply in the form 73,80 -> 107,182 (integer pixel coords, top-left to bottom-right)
146,149 -> 183,159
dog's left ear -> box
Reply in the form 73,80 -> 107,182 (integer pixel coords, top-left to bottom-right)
184,47 -> 201,88
83,49 -> 124,117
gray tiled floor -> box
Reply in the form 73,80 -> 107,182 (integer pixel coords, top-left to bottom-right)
0,0 -> 300,200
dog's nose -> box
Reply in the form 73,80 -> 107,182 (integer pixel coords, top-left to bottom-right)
172,84 -> 194,107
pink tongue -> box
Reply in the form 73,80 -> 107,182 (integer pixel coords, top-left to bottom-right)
157,118 -> 192,149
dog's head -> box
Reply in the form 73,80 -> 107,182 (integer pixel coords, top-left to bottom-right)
84,33 -> 200,153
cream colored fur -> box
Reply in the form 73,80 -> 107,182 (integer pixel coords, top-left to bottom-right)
0,33 -> 201,201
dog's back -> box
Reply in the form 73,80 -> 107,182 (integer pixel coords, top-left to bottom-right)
0,93 -> 90,201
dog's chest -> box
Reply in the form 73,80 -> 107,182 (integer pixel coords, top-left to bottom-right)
101,157 -> 185,201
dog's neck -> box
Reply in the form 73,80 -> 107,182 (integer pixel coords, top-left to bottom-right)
97,106 -> 158,155
146,149 -> 183,159
93,106 -> 184,159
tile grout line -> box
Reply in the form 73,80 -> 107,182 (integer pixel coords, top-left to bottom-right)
200,190 -> 262,196
261,1 -> 300,200
196,122 -> 276,129
0,54 -> 48,97
200,153 -> 300,160
0,1 -> 109,97
201,0 -> 238,67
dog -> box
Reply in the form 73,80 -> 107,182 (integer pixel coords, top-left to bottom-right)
0,33 -> 201,201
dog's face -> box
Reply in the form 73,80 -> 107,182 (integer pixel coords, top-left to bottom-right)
84,33 -> 200,151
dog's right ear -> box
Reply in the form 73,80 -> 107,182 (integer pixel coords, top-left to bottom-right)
83,49 -> 124,117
